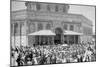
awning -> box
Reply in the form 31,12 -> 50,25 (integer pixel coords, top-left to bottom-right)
28,30 -> 55,36
64,30 -> 83,35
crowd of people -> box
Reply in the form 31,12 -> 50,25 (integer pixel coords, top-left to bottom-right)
11,41 -> 96,66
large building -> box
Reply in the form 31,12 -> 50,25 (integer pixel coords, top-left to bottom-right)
11,2 -> 93,47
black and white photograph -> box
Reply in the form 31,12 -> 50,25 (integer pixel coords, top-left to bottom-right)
10,0 -> 96,66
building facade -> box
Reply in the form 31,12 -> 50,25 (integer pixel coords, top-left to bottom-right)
11,2 -> 93,47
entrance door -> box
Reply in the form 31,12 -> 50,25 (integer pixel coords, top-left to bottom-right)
55,34 -> 61,44
55,28 -> 63,44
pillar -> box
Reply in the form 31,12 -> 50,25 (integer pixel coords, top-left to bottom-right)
40,36 -> 41,45
63,35 -> 65,44
35,22 -> 38,31
74,35 -> 75,44
47,36 -> 49,45
39,36 -> 41,45
61,34 -> 64,44
67,36 -> 69,44
34,36 -> 36,45
17,22 -> 21,47
51,36 -> 54,45
66,35 -> 68,44
25,21 -> 28,46
78,35 -> 80,44
13,23 -> 15,48
19,22 -> 21,47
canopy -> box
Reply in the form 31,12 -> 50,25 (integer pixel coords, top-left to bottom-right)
28,30 -> 55,36
64,30 -> 83,35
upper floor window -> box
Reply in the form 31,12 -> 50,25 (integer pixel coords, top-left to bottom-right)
36,3 -> 41,11
70,25 -> 74,31
47,5 -> 51,11
55,5 -> 58,12
38,23 -> 43,31
46,23 -> 51,30
29,23 -> 35,33
63,5 -> 66,12
64,24 -> 68,30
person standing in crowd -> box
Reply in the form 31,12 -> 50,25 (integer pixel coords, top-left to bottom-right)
16,53 -> 23,66
83,46 -> 93,62
11,50 -> 18,66
11,40 -> 96,66
46,55 -> 51,64
50,55 -> 56,64
38,54 -> 47,65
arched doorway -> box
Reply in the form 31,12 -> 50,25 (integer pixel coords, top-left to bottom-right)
55,27 -> 63,44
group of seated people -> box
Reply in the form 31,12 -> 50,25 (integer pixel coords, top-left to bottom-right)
11,41 -> 96,66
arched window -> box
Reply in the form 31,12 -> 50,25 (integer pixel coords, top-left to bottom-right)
38,23 -> 43,31
55,27 -> 63,34
64,24 -> 68,30
70,25 -> 74,31
55,5 -> 58,12
63,5 -> 66,12
46,23 -> 51,30
36,3 -> 41,11
47,5 -> 51,11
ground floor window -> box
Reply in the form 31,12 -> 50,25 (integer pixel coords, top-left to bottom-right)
64,35 -> 78,44
31,35 -> 79,46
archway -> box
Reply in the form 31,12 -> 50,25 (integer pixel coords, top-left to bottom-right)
55,27 -> 63,44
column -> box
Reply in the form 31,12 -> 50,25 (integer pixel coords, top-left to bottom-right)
35,22 -> 38,31
39,36 -> 41,45
63,35 -> 65,44
21,23 -> 22,46
38,36 -> 40,45
25,21 -> 28,46
67,36 -> 69,44
40,36 -> 41,44
78,35 -> 80,44
43,23 -> 46,30
19,22 -> 21,47
52,36 -> 54,45
35,36 -> 36,45
74,35 -> 75,44
13,23 -> 15,48
61,34 -> 64,44
65,35 -> 67,44
47,36 -> 49,45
